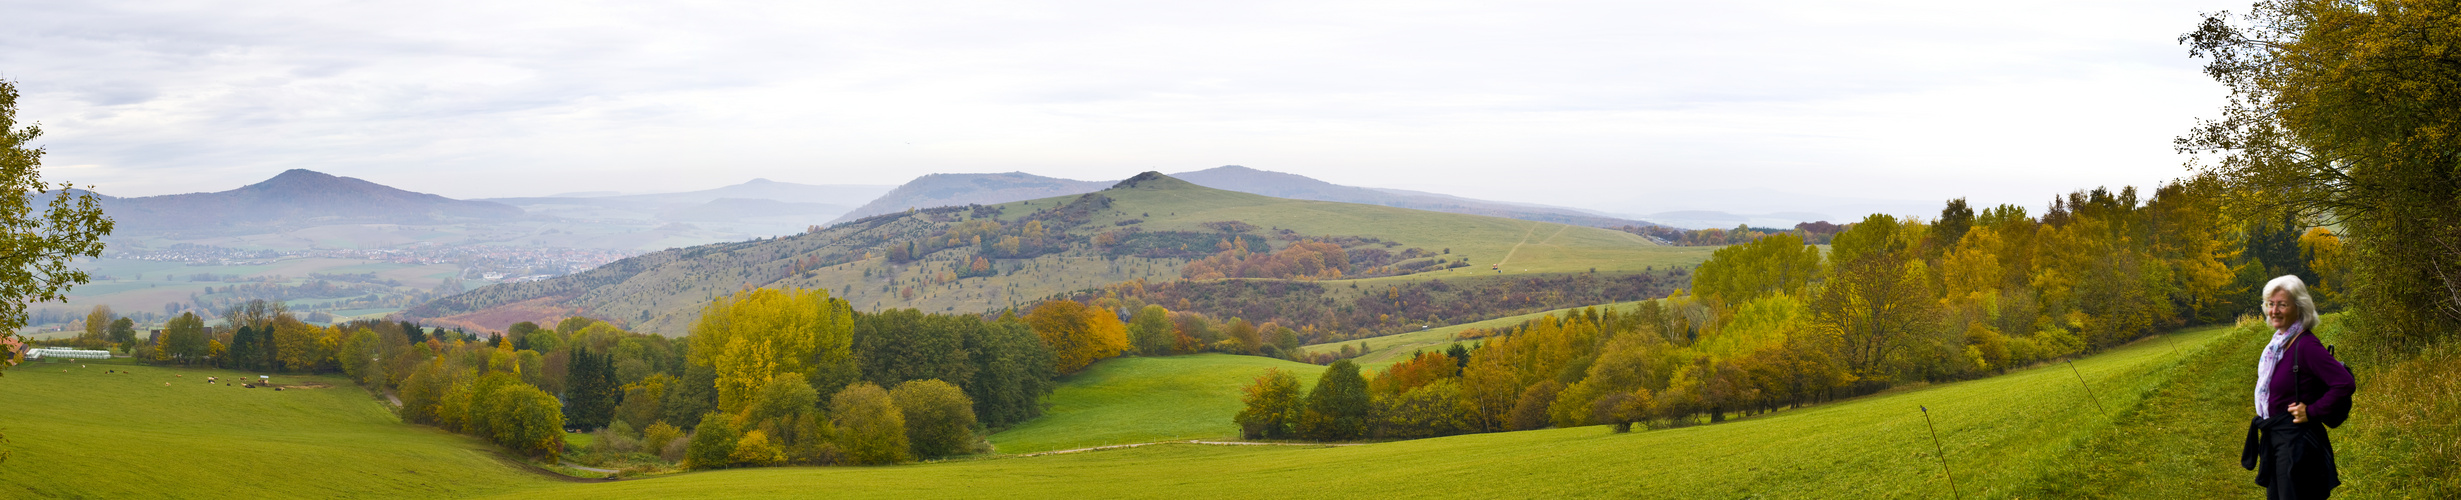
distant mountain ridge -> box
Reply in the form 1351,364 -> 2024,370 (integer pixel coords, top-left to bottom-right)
1170,166 -> 1658,228
826,172 -> 1111,224
99,169 -> 522,232
486,178 -> 894,208
827,166 -> 1661,229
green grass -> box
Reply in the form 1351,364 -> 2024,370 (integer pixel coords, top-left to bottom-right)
15,320 -> 2368,498
480,324 -> 2245,498
0,360 -> 550,499
1300,300 -> 1653,371
987,354 -> 1326,454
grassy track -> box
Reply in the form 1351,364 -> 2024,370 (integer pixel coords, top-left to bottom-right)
0,360 -> 548,499
987,354 -> 1326,454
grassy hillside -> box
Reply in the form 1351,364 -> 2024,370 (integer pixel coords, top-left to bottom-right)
0,360 -> 546,499
20,318 -> 2442,498
416,173 -> 1710,335
1299,300 -> 1653,370
987,354 -> 1326,454
478,322 -> 2246,499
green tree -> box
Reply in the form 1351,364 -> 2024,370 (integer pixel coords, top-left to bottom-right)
1127,304 -> 1177,355
2182,0 -> 2461,355
338,328 -> 383,384
744,376 -> 820,428
686,414 -> 740,470
565,346 -> 619,430
158,312 -> 210,365
1297,360 -> 1371,441
662,364 -> 719,429
0,79 -> 112,376
1235,368 -> 1303,439
106,317 -> 136,352
890,379 -> 978,459
830,382 -> 910,465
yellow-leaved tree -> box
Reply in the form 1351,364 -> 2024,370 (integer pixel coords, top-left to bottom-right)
1023,299 -> 1127,374
689,287 -> 855,416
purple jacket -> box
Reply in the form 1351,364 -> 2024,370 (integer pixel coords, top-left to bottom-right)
2264,331 -> 2356,427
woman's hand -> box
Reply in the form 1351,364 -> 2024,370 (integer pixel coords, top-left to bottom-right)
2288,402 -> 2309,424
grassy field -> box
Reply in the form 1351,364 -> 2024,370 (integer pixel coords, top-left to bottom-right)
18,319 -> 2395,498
1299,300 -> 1653,370
475,322 -> 2249,499
0,359 -> 547,499
987,354 -> 1327,454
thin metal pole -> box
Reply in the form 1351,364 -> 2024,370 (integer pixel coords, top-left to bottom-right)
1921,406 -> 1961,500
2068,360 -> 2108,416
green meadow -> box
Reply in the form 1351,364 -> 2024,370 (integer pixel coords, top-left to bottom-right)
0,360 -> 544,499
987,354 -> 1326,454
8,319 -> 2347,498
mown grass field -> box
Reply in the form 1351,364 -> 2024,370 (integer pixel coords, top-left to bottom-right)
987,354 -> 1326,454
21,319 -> 2438,498
0,359 -> 545,499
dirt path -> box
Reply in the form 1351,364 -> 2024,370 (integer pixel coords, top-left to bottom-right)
1495,222 -> 1569,269
1494,223 -> 1542,267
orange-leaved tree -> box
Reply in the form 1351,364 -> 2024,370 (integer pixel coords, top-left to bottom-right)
1024,299 -> 1127,374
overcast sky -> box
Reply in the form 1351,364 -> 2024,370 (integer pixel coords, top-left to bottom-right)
3,0 -> 2233,221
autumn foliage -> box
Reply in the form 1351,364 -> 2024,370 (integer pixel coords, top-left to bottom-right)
1024,299 -> 1129,374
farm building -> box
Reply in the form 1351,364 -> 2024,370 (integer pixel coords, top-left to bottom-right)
26,348 -> 113,360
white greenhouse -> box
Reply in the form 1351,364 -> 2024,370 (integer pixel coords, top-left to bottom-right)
26,348 -> 113,360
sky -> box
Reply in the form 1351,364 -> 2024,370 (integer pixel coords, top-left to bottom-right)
2,0 -> 2236,223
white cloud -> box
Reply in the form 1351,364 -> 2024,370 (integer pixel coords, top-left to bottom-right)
1,0 -> 2232,217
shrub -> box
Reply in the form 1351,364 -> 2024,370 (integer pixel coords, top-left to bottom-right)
686,415 -> 739,469
891,379 -> 979,459
728,430 -> 788,467
831,383 -> 910,465
641,422 -> 686,459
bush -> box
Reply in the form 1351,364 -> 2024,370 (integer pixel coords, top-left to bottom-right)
891,379 -> 979,459
830,383 -> 910,465
728,430 -> 787,467
641,422 -> 685,460
686,415 -> 740,469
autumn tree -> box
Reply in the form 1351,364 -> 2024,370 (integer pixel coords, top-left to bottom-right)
2181,0 -> 2461,355
1024,299 -> 1127,374
0,78 -> 115,377
688,287 -> 856,416
1234,368 -> 1304,439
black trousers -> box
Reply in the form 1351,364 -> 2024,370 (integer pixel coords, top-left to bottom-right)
2244,415 -> 2340,500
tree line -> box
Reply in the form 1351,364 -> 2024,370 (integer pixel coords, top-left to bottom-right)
1243,178 -> 2347,440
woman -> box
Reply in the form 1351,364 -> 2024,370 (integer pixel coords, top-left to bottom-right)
2240,275 -> 2356,499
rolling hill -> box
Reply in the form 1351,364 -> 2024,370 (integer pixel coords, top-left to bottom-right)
97,169 -> 523,234
409,172 -> 1710,336
826,172 -> 1110,224
1173,165 -> 1658,228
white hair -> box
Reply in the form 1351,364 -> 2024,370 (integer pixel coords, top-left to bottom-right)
2262,275 -> 2320,331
